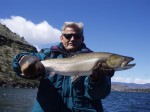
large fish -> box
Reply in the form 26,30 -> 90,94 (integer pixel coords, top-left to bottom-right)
41,52 -> 135,76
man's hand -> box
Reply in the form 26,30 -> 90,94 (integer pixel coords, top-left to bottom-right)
19,55 -> 45,79
90,62 -> 115,82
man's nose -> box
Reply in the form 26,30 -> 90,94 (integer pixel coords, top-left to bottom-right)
70,36 -> 76,40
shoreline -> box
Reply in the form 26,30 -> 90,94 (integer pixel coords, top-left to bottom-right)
0,82 -> 150,93
0,79 -> 39,89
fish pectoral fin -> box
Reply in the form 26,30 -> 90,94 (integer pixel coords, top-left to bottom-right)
45,68 -> 55,77
49,71 -> 55,76
72,75 -> 79,83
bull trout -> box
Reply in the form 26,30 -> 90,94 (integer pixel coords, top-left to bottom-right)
41,52 -> 135,76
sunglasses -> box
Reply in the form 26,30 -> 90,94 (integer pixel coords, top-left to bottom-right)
63,34 -> 83,40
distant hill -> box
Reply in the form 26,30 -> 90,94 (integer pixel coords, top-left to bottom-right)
112,82 -> 150,92
112,82 -> 150,89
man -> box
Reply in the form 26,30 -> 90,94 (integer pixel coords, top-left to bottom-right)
13,22 -> 114,112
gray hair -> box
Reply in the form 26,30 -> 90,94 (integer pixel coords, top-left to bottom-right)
61,22 -> 84,35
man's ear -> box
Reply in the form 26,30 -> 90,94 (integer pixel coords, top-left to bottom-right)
82,36 -> 84,42
60,35 -> 63,42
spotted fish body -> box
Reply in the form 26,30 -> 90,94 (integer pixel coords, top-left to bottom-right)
41,52 -> 135,76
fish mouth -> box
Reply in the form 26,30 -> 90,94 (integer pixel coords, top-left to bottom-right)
121,57 -> 136,69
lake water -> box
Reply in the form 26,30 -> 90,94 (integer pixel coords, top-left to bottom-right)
102,91 -> 150,112
0,87 -> 37,112
0,87 -> 150,112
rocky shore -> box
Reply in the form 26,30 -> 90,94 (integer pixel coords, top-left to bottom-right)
0,75 -> 39,88
0,23 -> 38,89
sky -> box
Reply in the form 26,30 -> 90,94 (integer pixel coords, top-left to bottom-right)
0,0 -> 150,84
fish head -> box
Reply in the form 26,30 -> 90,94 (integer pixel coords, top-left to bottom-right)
106,54 -> 136,71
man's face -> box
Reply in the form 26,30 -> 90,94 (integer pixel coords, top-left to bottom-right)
60,27 -> 84,52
